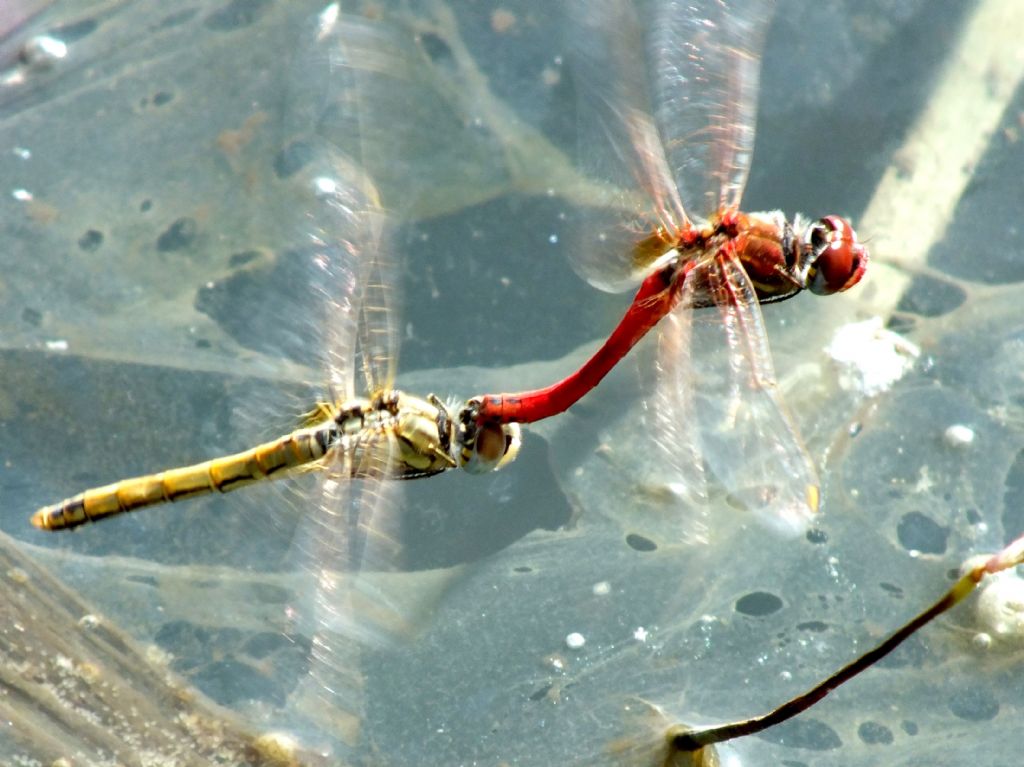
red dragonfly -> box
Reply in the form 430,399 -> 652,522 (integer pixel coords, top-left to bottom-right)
466,0 -> 867,534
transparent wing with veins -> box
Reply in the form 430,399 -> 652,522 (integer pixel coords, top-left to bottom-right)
650,291 -> 712,546
657,250 -> 819,537
650,0 -> 772,215
284,155 -> 409,751
565,0 -> 689,291
354,207 -> 398,401
286,12 -> 468,749
563,0 -> 772,290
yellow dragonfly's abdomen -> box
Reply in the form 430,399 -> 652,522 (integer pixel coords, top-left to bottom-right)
31,423 -> 334,531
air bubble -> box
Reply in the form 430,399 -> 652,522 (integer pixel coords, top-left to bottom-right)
971,632 -> 993,650
943,423 -> 975,448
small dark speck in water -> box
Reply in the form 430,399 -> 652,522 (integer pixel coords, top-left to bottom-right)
513,566 -> 532,573
806,528 -> 828,544
735,591 -> 783,617
879,581 -> 904,598
948,686 -> 999,721
21,307 -> 41,326
49,18 -> 99,42
625,533 -> 657,552
157,217 -> 198,252
125,574 -> 158,587
857,721 -> 894,745
194,338 -> 212,349
796,620 -> 828,632
419,31 -> 454,63
529,683 -> 553,701
896,511 -> 949,555
140,199 -> 153,212
901,720 -> 918,736
78,229 -> 103,251
229,250 -> 261,267
153,91 -> 174,106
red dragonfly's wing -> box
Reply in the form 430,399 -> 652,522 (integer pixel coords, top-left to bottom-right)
678,248 -> 819,535
649,0 -> 773,215
562,0 -> 773,291
563,0 -> 691,292
648,281 -> 713,546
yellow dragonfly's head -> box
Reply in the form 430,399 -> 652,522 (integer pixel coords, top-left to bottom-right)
454,399 -> 522,475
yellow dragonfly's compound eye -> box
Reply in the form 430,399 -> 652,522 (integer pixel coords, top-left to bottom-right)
494,423 -> 521,470
461,422 -> 521,474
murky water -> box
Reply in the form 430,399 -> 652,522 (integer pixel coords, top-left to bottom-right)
2,1 -> 1024,765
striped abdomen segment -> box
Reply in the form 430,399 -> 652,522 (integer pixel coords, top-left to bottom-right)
31,423 -> 336,531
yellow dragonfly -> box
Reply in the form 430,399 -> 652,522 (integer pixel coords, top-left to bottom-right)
29,151 -> 523,746
31,164 -> 520,533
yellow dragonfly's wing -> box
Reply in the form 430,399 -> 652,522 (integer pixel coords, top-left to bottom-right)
277,75 -> 412,751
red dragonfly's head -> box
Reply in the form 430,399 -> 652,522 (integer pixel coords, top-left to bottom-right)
802,215 -> 868,295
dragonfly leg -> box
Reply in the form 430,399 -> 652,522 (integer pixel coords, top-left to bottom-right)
427,393 -> 455,460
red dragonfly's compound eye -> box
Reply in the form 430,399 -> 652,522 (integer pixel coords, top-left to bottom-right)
807,215 -> 868,295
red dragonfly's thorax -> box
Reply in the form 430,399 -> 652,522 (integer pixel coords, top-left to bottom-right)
661,210 -> 802,305
726,210 -> 803,301
631,208 -> 867,310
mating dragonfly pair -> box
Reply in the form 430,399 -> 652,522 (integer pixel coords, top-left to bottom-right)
32,0 -> 867,534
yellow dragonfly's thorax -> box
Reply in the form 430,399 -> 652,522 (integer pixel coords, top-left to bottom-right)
331,390 -> 518,480
330,391 -> 456,479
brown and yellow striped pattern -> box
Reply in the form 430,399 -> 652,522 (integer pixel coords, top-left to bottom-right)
30,422 -> 337,531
